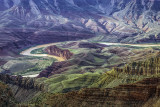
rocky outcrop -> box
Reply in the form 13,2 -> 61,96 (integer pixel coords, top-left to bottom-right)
114,55 -> 160,76
0,74 -> 44,102
45,45 -> 73,60
38,61 -> 73,78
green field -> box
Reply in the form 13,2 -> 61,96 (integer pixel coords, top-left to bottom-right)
31,48 -> 46,54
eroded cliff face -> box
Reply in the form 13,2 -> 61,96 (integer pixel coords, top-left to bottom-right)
0,74 -> 43,102
114,55 -> 160,76
45,45 -> 73,60
0,74 -> 44,91
30,77 -> 160,107
68,77 -> 160,106
38,61 -> 73,78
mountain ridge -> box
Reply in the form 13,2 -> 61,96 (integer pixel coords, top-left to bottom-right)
1,0 -> 160,52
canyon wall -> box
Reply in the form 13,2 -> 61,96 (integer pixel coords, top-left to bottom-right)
69,77 -> 160,106
0,74 -> 44,91
0,74 -> 43,102
114,55 -> 160,76
29,77 -> 160,107
38,61 -> 73,78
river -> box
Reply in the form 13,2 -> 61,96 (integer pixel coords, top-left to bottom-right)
20,42 -> 160,77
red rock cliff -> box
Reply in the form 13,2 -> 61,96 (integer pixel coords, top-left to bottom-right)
45,45 -> 73,60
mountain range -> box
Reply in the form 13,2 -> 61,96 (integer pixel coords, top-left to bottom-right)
0,0 -> 160,50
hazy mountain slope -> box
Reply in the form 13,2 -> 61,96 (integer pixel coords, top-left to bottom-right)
0,0 -> 160,51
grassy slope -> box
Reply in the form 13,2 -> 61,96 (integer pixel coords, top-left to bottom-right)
1,56 -> 55,76
35,42 -> 160,93
30,47 -> 46,54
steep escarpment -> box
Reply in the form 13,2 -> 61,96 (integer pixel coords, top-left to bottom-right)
29,77 -> 160,107
114,55 -> 160,76
0,74 -> 44,91
0,74 -> 44,102
45,45 -> 73,60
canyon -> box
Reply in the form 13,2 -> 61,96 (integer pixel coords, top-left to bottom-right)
28,77 -> 160,107
1,0 -> 160,55
0,74 -> 43,103
1,40 -> 160,105
1,0 -> 160,106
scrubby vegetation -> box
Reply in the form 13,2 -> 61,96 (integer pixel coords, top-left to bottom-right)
116,55 -> 160,76
0,82 -> 15,106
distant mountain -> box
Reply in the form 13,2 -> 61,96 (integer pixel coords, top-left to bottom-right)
0,0 -> 160,51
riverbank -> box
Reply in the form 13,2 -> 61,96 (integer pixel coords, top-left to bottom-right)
20,43 -> 65,62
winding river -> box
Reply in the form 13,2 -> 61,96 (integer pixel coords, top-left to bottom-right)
20,43 -> 65,77
20,42 -> 160,77
100,43 -> 160,47
21,42 -> 160,61
20,43 -> 65,62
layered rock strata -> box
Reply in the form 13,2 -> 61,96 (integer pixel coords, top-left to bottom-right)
40,77 -> 160,107
45,45 -> 73,60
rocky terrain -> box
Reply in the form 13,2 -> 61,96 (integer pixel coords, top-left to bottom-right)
28,77 -> 160,107
115,55 -> 160,76
0,74 -> 43,103
45,45 -> 73,60
0,74 -> 44,91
